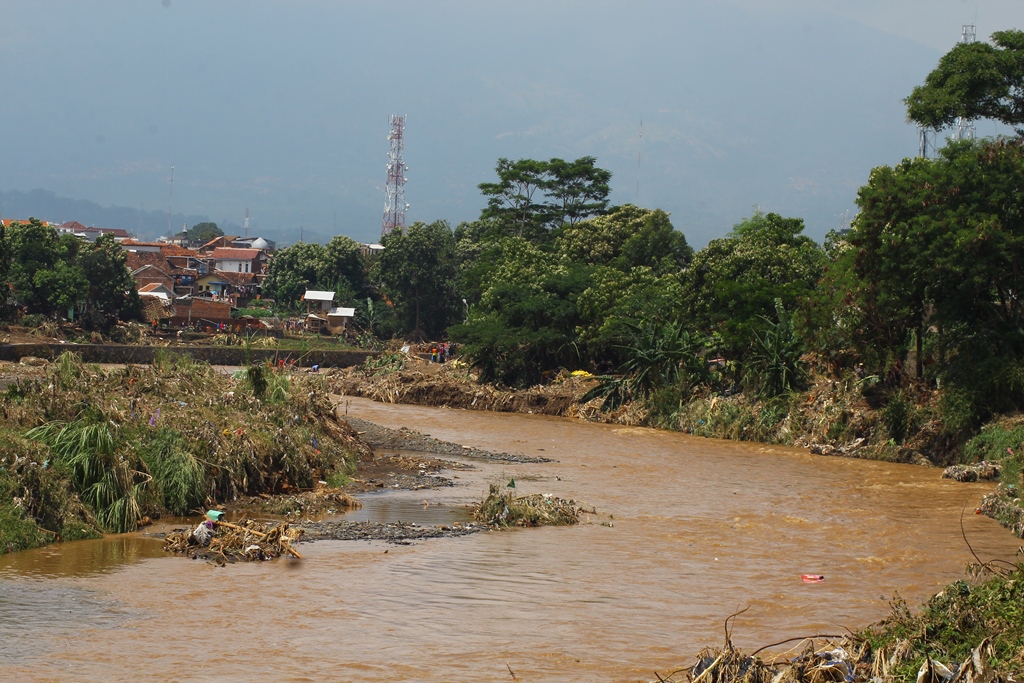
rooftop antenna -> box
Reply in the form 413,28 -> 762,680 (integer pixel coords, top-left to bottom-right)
952,25 -> 977,142
243,207 -> 250,238
381,114 -> 408,238
167,165 -> 174,235
636,114 -> 643,204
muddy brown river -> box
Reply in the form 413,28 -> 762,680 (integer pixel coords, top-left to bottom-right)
1,398 -> 1020,682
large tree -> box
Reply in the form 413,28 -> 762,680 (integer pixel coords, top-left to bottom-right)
905,29 -> 1024,134
683,211 -> 824,358
188,222 -> 223,245
78,233 -> 142,327
449,237 -> 589,386
7,219 -> 80,316
478,156 -> 612,240
849,138 -> 1024,431
375,220 -> 460,340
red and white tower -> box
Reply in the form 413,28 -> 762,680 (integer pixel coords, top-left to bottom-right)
381,114 -> 408,238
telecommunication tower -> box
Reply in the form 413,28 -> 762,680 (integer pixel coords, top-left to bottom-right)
952,25 -> 977,142
381,115 -> 408,238
243,207 -> 250,238
917,126 -> 937,158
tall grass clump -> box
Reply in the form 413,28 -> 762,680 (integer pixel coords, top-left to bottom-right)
26,418 -> 147,533
137,428 -> 206,516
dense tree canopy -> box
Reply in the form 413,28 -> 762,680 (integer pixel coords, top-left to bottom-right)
451,205 -> 694,385
374,221 -> 460,340
905,29 -> 1024,134
556,205 -> 692,274
261,236 -> 368,311
2,220 -> 140,327
188,222 -> 223,245
849,138 -> 1024,431
683,211 -> 825,356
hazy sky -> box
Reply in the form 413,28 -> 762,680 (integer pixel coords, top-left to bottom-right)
0,1 -> 1019,247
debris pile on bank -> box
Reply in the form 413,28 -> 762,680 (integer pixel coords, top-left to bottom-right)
332,357 -> 603,419
474,482 -> 593,527
942,462 -> 1001,482
164,518 -> 303,562
656,637 -> 1005,683
978,484 -> 1024,537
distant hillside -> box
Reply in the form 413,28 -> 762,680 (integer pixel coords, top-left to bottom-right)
0,189 -> 207,238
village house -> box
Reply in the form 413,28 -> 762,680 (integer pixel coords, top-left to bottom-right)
123,241 -> 203,297
195,270 -> 260,307
209,247 -> 262,274
169,296 -> 235,330
1,219 -> 53,228
57,221 -> 130,241
302,290 -> 355,335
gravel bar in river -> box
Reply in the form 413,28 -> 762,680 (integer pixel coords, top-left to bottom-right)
340,415 -> 553,463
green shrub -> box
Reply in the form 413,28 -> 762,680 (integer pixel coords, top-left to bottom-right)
881,389 -> 917,444
962,422 -> 1024,484
0,432 -> 102,550
20,313 -> 47,328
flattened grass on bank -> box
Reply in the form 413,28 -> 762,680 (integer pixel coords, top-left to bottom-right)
0,351 -> 366,552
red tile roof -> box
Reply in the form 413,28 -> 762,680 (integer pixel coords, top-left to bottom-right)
200,236 -> 241,251
210,247 -> 261,260
159,244 -> 198,257
126,251 -> 171,273
2,219 -> 51,227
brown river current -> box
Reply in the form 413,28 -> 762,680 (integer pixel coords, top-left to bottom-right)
1,398 -> 1021,682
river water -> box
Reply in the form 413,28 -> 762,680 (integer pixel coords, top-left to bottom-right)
1,398 -> 1019,682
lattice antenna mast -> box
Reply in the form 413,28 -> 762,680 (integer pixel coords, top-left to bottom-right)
918,126 -> 937,158
381,114 -> 408,238
243,207 -> 250,238
953,25 -> 977,142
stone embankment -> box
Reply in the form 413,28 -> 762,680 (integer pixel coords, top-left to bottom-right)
0,342 -> 371,368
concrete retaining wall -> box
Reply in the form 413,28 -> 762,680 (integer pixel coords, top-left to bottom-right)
0,343 -> 374,368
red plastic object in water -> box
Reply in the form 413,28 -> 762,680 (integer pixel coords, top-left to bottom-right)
801,574 -> 825,583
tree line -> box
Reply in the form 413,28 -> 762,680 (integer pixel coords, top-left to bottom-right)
258,28 -> 1023,445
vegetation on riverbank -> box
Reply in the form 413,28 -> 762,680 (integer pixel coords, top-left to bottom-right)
0,351 -> 366,553
861,565 -> 1024,681
654,563 -> 1024,683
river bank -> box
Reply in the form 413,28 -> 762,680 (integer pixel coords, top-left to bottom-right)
330,354 -> 953,466
1,393 -> 1021,680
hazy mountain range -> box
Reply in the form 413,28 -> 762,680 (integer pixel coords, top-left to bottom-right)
1,1 -> 1016,248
